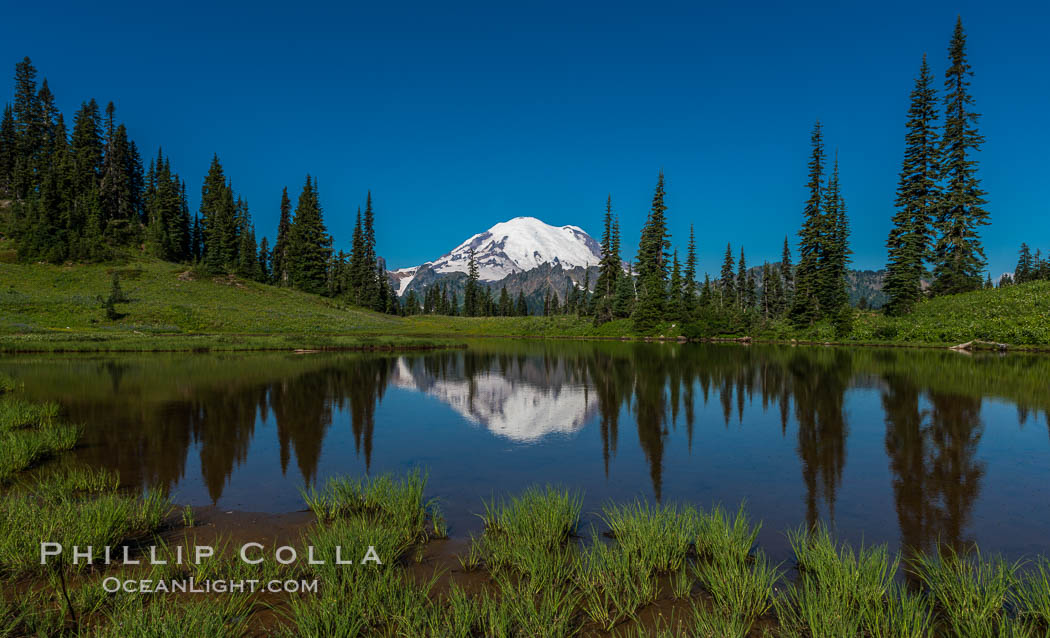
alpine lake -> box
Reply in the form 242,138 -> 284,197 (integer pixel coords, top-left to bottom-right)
3,340 -> 1049,565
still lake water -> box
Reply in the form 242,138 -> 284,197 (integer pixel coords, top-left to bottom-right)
3,341 -> 1049,561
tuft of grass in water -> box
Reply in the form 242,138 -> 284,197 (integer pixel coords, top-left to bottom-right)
94,595 -> 253,638
696,503 -> 761,565
494,571 -> 582,638
0,422 -> 80,481
863,582 -> 934,638
779,523 -> 899,638
0,484 -> 171,577
575,532 -> 657,630
301,469 -> 435,544
458,533 -> 483,571
0,397 -> 58,431
181,505 -> 195,528
274,593 -> 367,638
671,564 -> 694,599
601,499 -> 699,572
426,582 -> 484,638
1013,558 -> 1050,630
691,600 -> 754,638
911,546 -> 1017,638
481,485 -> 581,551
27,465 -> 120,495
695,550 -> 782,627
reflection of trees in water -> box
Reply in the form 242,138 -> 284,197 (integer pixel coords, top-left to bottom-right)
788,349 -> 852,528
882,371 -> 985,562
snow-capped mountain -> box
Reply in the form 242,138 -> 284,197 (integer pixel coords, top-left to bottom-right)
391,216 -> 602,295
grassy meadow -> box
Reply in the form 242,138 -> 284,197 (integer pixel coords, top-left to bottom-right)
3,248 -> 1050,351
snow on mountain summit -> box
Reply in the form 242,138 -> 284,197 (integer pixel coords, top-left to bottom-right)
406,216 -> 602,283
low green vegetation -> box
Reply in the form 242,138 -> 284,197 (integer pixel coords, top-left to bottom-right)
0,373 -> 79,481
3,459 -> 1050,635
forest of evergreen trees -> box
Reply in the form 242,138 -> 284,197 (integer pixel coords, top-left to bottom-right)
0,57 -> 398,314
1,18 -> 1013,326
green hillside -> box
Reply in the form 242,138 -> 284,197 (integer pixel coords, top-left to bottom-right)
850,280 -> 1050,346
3,250 -> 1049,350
0,254 -> 451,351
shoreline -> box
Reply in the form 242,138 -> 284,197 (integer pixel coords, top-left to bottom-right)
3,329 -> 1047,354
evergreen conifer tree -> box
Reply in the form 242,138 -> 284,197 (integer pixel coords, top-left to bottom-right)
720,243 -> 736,308
287,175 -> 331,294
884,55 -> 940,315
632,173 -> 671,331
790,121 -> 826,325
931,17 -> 989,295
272,187 -> 292,285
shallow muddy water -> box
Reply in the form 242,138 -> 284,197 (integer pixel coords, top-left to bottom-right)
3,341 -> 1049,562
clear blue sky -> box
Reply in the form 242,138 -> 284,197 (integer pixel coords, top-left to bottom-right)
3,0 -> 1047,277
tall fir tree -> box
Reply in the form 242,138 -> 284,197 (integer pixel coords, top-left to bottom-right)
719,243 -> 736,308
287,175 -> 331,294
683,225 -> 698,318
1015,243 -> 1034,283
199,155 -> 237,273
736,247 -> 749,311
884,55 -> 940,315
0,104 -> 16,196
790,121 -> 826,325
820,155 -> 850,312
464,248 -> 480,316
592,196 -> 620,325
632,172 -> 671,331
360,191 -> 380,308
931,17 -> 989,295
272,187 -> 292,285
779,236 -> 794,314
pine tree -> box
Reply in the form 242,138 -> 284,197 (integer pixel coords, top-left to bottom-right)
791,121 -> 826,325
516,290 -> 528,316
699,274 -> 713,308
272,187 -> 292,285
613,262 -> 635,318
683,225 -> 698,318
1016,243 -> 1034,283
199,155 -> 236,273
667,249 -> 684,321
258,236 -> 271,282
464,248 -> 480,316
12,57 -> 42,198
347,207 -> 366,301
580,269 -> 591,316
0,104 -> 15,195
592,196 -> 621,325
885,55 -> 940,315
236,219 -> 258,280
820,155 -> 850,312
287,175 -> 331,294
498,286 -> 511,316
361,191 -> 380,308
719,243 -> 736,308
736,247 -> 749,311
632,172 -> 671,331
780,236 -> 794,305
931,17 -> 989,295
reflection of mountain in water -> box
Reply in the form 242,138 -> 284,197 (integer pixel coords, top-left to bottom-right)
392,358 -> 598,442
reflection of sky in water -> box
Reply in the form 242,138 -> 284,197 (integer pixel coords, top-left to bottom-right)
3,344 -> 1049,564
